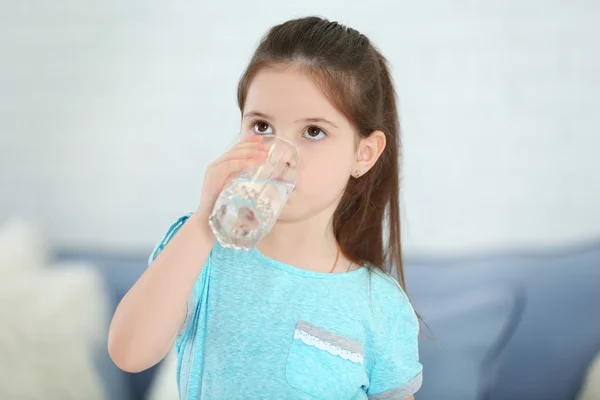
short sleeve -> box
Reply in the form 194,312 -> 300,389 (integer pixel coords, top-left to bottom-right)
148,213 -> 209,352
367,297 -> 423,399
148,213 -> 194,266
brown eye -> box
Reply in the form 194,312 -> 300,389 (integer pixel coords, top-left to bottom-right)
303,126 -> 326,141
307,127 -> 320,136
252,121 -> 272,135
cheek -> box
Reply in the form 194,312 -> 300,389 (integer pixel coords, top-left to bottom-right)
296,154 -> 351,197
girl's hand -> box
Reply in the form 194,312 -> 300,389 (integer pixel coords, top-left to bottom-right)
195,134 -> 269,226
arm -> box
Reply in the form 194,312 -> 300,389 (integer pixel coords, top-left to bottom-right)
108,213 -> 214,372
108,135 -> 267,372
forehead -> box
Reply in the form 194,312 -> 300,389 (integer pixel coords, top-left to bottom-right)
244,67 -> 346,123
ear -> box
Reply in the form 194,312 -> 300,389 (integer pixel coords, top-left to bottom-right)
352,130 -> 386,178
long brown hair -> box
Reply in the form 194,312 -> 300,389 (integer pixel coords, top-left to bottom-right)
237,17 -> 406,290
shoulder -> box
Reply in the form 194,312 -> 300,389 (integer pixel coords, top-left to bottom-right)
148,212 -> 231,266
367,267 -> 417,324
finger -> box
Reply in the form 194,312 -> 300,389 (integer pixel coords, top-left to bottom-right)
213,158 -> 263,178
240,134 -> 264,144
228,143 -> 269,158
231,141 -> 270,152
221,142 -> 269,159
212,146 -> 268,167
221,148 -> 267,164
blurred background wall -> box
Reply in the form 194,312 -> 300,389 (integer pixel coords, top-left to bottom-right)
2,0 -> 598,254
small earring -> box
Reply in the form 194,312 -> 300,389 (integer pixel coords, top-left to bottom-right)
353,169 -> 362,178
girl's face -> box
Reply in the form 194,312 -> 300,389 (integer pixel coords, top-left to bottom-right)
241,67 -> 357,223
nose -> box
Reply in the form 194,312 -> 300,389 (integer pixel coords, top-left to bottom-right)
285,152 -> 302,171
269,148 -> 299,168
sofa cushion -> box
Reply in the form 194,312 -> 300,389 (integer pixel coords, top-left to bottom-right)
410,284 -> 524,400
405,242 -> 600,400
56,250 -> 156,400
577,349 -> 600,400
0,266 -> 109,399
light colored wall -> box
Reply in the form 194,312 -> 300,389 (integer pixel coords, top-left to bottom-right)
1,0 -> 598,254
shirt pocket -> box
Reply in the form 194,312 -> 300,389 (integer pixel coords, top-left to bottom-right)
285,320 -> 367,399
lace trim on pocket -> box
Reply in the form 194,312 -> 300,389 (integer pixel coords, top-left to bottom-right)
294,329 -> 364,365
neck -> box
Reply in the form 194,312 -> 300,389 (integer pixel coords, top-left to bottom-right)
257,208 -> 341,273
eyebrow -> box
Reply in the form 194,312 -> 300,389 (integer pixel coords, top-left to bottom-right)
243,111 -> 338,129
243,111 -> 273,120
298,117 -> 339,129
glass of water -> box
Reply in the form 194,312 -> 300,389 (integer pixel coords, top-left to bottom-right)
208,134 -> 301,251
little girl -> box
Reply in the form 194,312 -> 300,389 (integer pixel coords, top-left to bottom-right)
109,16 -> 423,400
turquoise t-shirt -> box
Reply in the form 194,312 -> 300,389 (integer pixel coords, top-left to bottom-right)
149,214 -> 423,400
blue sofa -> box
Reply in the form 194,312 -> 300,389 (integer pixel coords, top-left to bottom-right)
57,241 -> 600,400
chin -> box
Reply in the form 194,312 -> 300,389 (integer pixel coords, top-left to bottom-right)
276,188 -> 343,223
276,200 -> 317,223
276,206 -> 304,223
276,200 -> 334,224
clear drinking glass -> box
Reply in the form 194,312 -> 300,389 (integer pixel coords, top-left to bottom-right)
208,134 -> 301,251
